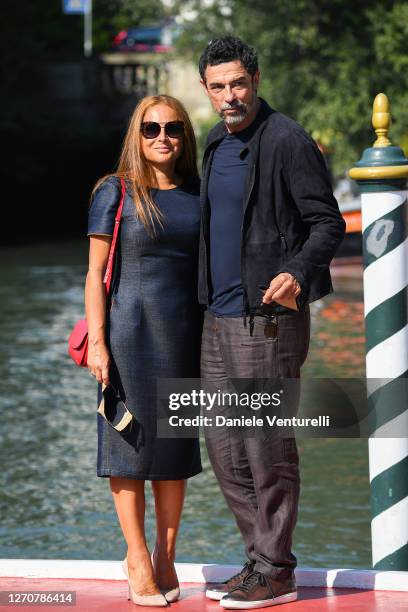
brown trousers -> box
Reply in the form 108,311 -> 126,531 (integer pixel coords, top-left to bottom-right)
201,307 -> 310,578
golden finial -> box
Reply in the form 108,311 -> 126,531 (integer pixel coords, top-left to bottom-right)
372,93 -> 392,147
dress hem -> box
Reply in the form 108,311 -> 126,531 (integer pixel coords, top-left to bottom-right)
96,468 -> 202,480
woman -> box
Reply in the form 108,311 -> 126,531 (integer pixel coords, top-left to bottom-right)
85,95 -> 202,607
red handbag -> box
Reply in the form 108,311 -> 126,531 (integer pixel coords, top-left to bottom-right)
68,178 -> 126,367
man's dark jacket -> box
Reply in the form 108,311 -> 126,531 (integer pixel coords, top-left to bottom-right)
198,98 -> 346,313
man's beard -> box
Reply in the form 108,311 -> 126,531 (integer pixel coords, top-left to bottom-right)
219,96 -> 255,126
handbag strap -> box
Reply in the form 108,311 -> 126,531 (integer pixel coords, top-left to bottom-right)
103,178 -> 126,294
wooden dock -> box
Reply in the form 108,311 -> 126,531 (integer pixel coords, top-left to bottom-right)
1,560 -> 407,611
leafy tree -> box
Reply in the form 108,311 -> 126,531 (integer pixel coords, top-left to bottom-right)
175,0 -> 408,175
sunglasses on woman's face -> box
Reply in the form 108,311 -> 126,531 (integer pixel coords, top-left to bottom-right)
141,121 -> 184,139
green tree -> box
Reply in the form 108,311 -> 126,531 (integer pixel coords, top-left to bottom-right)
175,0 -> 408,175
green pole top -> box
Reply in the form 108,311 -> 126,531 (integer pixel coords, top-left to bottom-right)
349,93 -> 408,191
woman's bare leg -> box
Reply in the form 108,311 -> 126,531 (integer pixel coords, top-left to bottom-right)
110,477 -> 160,595
151,480 -> 187,589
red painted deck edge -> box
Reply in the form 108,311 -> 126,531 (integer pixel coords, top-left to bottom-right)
1,577 -> 407,612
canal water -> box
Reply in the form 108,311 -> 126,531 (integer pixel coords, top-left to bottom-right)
0,242 -> 370,569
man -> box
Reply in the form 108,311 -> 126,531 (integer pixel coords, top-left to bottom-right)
198,37 -> 345,609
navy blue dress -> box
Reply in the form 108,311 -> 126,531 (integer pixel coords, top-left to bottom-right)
87,176 -> 202,480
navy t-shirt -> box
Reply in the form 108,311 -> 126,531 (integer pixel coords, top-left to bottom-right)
208,122 -> 256,316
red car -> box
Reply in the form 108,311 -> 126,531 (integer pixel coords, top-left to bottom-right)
113,24 -> 175,53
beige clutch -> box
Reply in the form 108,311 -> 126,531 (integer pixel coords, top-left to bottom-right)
98,383 -> 134,432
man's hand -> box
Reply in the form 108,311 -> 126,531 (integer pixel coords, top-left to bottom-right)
262,272 -> 301,306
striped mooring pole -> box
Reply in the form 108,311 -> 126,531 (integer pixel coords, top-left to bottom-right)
350,93 -> 408,570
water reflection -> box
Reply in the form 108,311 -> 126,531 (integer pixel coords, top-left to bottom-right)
0,242 -> 370,569
305,296 -> 365,378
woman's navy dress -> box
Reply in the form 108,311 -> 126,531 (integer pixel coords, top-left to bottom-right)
87,177 -> 202,480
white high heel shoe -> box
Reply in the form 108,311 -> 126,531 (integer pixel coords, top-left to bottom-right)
150,552 -> 181,603
122,558 -> 168,607
162,586 -> 181,604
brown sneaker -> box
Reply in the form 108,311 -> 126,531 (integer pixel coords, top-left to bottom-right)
205,561 -> 255,601
219,570 -> 297,609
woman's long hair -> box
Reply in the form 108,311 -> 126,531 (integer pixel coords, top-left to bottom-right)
93,95 -> 198,236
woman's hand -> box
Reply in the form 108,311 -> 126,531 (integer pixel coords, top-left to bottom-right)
87,340 -> 111,385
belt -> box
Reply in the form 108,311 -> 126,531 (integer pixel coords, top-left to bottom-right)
255,302 -> 294,317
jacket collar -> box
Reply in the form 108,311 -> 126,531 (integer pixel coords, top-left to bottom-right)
205,97 -> 275,151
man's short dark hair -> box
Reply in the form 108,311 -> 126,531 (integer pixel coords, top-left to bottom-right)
199,36 -> 258,81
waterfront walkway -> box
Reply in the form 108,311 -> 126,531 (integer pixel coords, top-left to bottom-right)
1,576 -> 407,611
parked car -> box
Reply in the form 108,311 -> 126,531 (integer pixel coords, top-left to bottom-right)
113,20 -> 180,53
